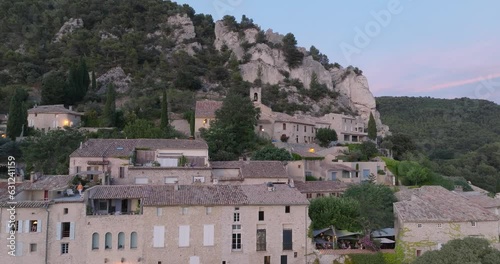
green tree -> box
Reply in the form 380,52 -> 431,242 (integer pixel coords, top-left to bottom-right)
343,183 -> 397,233
65,58 -> 90,104
123,119 -> 163,139
6,88 -> 28,140
202,92 -> 260,160
160,89 -> 169,131
368,112 -> 377,140
41,71 -> 66,105
282,33 -> 304,68
21,129 -> 85,174
252,146 -> 292,161
384,133 -> 417,160
413,237 -> 500,264
103,83 -> 116,127
316,128 -> 338,147
308,196 -> 361,231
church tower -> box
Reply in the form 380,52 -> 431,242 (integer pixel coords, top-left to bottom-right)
249,87 -> 262,104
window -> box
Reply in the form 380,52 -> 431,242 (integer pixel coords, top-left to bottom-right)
92,233 -> 99,250
118,232 -> 125,249
416,250 -> 422,257
283,229 -> 293,250
203,225 -> 214,246
297,125 -> 299,131
30,243 -> 37,252
298,165 -> 301,169
233,212 -> 240,222
29,220 -> 39,232
259,211 -> 265,221
471,221 -> 477,227
285,206 -> 290,213
164,177 -> 178,184
99,201 -> 108,211
264,256 -> 271,264
153,226 -> 165,248
61,243 -> 69,254
63,208 -> 68,214
76,166 -> 81,173
156,207 -> 162,216
305,171 -> 312,177
304,126 -> 306,132
10,220 -> 19,232
437,223 -> 442,228
119,167 -> 125,178
105,232 -> 112,249
316,193 -> 324,197
306,193 -> 312,199
206,207 -> 212,215
62,222 -> 71,238
179,225 -> 190,247
257,229 -> 266,251
181,207 -> 188,215
130,232 -> 138,249
281,255 -> 288,264
283,123 -> 286,130
232,224 -> 241,230
417,223 -> 422,228
232,233 -> 242,250
193,176 -> 205,183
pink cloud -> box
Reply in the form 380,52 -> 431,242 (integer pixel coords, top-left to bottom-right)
421,72 -> 500,92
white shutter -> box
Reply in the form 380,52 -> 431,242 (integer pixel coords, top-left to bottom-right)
69,222 -> 75,240
135,178 -> 148,184
56,222 -> 61,240
18,220 -> 23,233
25,220 -> 30,233
179,225 -> 190,247
189,256 -> 200,264
203,225 -> 214,246
16,242 -> 23,256
156,208 -> 162,216
37,219 -> 42,233
153,226 -> 165,248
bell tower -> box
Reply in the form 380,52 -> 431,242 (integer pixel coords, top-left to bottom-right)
249,87 -> 262,104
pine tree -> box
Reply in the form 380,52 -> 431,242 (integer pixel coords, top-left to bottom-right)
368,112 -> 377,140
160,89 -> 169,131
6,89 -> 28,140
103,84 -> 116,127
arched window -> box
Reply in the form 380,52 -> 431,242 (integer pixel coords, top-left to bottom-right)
105,232 -> 112,249
91,233 -> 99,250
130,232 -> 138,249
118,232 -> 125,249
253,93 -> 258,101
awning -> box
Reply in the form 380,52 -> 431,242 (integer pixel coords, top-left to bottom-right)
371,228 -> 395,238
375,238 -> 395,244
336,229 -> 361,238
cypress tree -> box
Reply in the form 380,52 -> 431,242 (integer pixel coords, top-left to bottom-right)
80,58 -> 90,97
103,83 -> 116,127
160,89 -> 169,131
368,112 -> 377,140
6,89 -> 28,140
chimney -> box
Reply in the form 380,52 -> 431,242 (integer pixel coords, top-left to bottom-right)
69,106 -> 73,111
288,178 -> 295,188
80,142 -> 83,149
267,182 -> 275,192
30,171 -> 37,183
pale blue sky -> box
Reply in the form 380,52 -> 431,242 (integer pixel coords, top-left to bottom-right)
175,0 -> 500,103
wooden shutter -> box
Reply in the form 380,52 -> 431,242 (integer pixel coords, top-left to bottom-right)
203,225 -> 214,246
69,222 -> 75,240
153,226 -> 165,248
37,219 -> 42,232
56,222 -> 61,240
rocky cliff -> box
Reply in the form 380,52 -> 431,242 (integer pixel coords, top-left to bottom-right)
213,21 -> 389,135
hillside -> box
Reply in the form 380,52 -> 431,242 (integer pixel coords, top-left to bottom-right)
0,0 -> 388,135
377,96 -> 500,158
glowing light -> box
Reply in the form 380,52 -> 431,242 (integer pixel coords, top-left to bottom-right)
63,120 -> 70,126
309,148 -> 315,153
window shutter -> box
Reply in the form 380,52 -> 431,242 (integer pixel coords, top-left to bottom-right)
153,226 -> 165,248
18,220 -> 23,233
189,256 -> 200,264
56,222 -> 61,240
203,225 -> 214,246
25,220 -> 30,233
37,219 -> 42,232
16,242 -> 23,256
179,225 -> 190,247
69,222 -> 75,240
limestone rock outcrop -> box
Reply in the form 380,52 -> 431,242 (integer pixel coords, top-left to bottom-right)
214,20 -> 390,135
54,18 -> 83,42
96,67 -> 132,94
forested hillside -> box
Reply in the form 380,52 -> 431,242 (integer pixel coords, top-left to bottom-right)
377,96 -> 500,192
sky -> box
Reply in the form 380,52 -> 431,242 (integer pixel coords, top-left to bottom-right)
175,0 -> 500,104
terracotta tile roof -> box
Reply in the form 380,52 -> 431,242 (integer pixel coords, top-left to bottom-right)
210,161 -> 288,178
195,100 -> 223,118
295,181 -> 350,193
27,104 -> 83,115
275,112 -> 315,125
0,200 -> 51,208
22,175 -> 73,191
0,182 -> 26,201
70,139 -> 208,157
88,184 -> 309,206
459,192 -> 500,208
394,186 -> 499,223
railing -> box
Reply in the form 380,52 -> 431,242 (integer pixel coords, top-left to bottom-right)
283,243 -> 293,251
